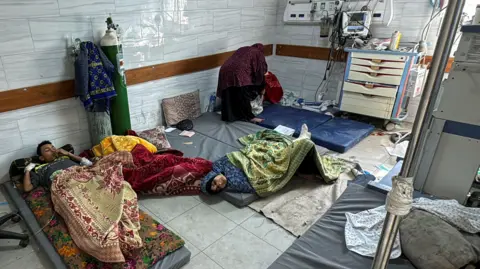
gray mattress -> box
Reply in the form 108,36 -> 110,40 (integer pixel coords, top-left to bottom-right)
191,112 -> 266,149
1,181 -> 191,269
268,183 -> 415,269
166,114 -> 262,207
166,129 -> 237,160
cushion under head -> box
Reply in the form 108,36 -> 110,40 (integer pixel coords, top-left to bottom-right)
400,209 -> 480,269
137,126 -> 172,150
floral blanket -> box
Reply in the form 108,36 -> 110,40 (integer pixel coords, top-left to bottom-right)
27,186 -> 185,269
228,130 -> 350,197
51,151 -> 144,263
123,144 -> 212,195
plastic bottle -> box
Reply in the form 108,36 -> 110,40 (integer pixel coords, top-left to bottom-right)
207,94 -> 216,112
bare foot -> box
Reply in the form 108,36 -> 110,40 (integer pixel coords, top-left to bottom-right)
299,124 -> 311,139
250,117 -> 264,123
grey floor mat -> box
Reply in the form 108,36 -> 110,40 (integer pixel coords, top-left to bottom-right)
166,129 -> 237,161
192,113 -> 266,149
2,181 -> 191,269
167,122 -> 261,207
219,191 -> 260,208
268,183 -> 415,269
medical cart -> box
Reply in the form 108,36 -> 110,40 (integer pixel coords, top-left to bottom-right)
339,48 -> 422,130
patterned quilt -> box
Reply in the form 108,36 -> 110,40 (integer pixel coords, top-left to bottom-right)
26,187 -> 185,269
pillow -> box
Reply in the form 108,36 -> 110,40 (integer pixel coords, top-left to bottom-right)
400,209 -> 480,269
137,126 -> 171,150
162,90 -> 201,126
9,144 -> 74,192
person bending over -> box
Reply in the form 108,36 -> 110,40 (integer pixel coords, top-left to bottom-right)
23,141 -> 92,192
217,43 -> 268,123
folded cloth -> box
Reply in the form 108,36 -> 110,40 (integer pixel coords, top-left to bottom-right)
345,198 -> 480,259
74,41 -> 116,112
264,71 -> 283,104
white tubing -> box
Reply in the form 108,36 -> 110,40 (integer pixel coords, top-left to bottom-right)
386,0 -> 394,26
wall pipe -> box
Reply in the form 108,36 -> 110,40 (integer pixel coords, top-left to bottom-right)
371,0 -> 466,268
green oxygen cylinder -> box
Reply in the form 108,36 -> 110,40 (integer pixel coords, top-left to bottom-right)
100,17 -> 131,135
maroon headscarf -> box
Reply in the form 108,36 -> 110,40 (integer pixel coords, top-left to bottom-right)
216,43 -> 268,97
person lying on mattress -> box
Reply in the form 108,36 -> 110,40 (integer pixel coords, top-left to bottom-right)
23,141 -> 93,192
200,125 -> 349,197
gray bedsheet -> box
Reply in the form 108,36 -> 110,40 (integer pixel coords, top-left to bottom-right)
191,112 -> 266,149
1,181 -> 191,269
268,183 -> 415,269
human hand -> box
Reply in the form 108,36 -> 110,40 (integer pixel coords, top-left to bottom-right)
56,148 -> 71,157
24,163 -> 36,173
250,117 -> 264,123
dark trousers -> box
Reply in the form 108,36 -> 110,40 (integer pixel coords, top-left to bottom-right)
221,86 -> 257,122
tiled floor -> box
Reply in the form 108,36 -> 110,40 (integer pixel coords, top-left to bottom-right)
140,194 -> 294,269
0,131 -> 398,269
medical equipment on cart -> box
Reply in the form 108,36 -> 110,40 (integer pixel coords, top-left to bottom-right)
342,11 -> 372,37
338,48 -> 421,130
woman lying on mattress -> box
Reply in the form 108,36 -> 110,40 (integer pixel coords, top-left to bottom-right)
200,125 -> 349,197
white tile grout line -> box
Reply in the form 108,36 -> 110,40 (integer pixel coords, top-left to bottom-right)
142,196 -> 290,264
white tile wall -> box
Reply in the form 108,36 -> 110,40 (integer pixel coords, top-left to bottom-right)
0,99 -> 90,181
268,55 -> 342,102
271,0 -> 476,103
0,0 -> 466,179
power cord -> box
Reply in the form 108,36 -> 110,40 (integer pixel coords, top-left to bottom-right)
33,212 -> 56,236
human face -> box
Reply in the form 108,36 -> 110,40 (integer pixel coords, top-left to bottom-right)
211,174 -> 227,192
39,144 -> 58,163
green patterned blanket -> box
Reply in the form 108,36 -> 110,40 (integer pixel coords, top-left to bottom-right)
227,130 -> 349,197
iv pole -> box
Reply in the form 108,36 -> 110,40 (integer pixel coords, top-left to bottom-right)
371,0 -> 466,268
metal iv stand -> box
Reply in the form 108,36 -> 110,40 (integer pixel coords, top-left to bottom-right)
371,0 -> 467,268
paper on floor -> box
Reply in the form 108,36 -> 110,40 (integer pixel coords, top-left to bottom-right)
386,141 -> 409,158
179,131 -> 195,137
165,127 -> 176,133
274,125 -> 295,136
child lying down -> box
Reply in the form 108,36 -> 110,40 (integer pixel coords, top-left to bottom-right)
200,125 -> 347,197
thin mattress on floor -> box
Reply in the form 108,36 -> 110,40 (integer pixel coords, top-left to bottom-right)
2,182 -> 191,269
256,105 -> 375,153
257,104 -> 332,136
268,183 -> 415,269
310,117 -> 375,153
191,112 -> 266,149
166,125 -> 260,207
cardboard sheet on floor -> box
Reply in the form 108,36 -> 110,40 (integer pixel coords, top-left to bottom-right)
268,183 -> 415,269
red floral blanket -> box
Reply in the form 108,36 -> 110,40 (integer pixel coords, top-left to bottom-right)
123,144 -> 212,195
